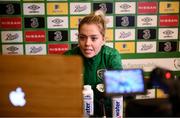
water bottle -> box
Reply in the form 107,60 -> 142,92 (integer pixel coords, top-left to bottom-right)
112,96 -> 123,118
83,85 -> 94,116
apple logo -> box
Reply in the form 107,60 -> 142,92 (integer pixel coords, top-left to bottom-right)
9,87 -> 26,107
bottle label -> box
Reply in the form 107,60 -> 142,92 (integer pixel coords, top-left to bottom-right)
112,97 -> 123,118
85,102 -> 91,114
84,101 -> 93,116
115,101 -> 120,117
84,95 -> 93,116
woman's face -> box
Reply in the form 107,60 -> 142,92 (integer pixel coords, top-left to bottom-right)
78,24 -> 105,58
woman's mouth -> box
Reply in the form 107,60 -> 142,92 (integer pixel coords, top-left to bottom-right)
84,49 -> 93,54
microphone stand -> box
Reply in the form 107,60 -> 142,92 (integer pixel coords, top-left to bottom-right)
99,98 -> 106,118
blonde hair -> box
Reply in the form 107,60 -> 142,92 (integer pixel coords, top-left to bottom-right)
78,10 -> 106,37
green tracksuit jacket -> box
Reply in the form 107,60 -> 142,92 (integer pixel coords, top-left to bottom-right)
64,45 -> 122,117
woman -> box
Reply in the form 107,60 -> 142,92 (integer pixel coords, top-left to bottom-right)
64,10 -> 122,117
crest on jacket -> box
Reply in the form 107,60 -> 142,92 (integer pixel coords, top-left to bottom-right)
97,69 -> 106,80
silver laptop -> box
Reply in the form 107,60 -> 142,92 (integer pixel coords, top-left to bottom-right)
0,55 -> 83,117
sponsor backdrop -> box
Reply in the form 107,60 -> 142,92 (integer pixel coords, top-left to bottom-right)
0,0 -> 180,76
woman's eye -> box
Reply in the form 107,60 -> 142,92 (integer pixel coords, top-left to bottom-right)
91,37 -> 98,41
79,36 -> 86,40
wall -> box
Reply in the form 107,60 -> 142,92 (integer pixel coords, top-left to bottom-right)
0,0 -> 179,76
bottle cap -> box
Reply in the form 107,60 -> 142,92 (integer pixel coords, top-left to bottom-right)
84,85 -> 91,90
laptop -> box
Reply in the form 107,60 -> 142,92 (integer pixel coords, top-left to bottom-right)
0,55 -> 83,117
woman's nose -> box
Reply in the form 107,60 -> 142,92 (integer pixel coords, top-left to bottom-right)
85,38 -> 91,45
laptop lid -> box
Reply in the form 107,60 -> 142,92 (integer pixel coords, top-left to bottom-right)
0,55 -> 83,117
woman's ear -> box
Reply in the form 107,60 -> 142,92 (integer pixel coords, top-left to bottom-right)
101,40 -> 105,46
102,37 -> 106,45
